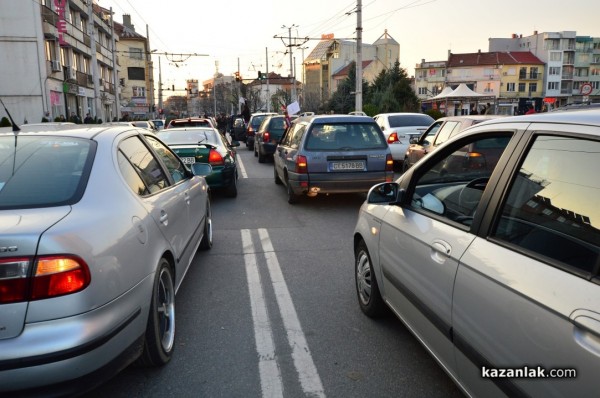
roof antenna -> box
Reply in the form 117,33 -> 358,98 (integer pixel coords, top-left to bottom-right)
0,97 -> 21,133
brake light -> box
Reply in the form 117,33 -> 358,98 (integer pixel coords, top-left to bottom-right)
387,132 -> 399,144
208,149 -> 224,166
248,126 -> 255,136
0,255 -> 90,304
296,155 -> 308,174
385,154 -> 394,172
263,131 -> 271,142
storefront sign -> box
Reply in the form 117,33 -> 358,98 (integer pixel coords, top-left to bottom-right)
54,0 -> 68,46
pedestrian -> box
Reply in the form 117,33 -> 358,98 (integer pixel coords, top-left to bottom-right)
84,113 -> 93,124
525,105 -> 536,115
241,101 -> 250,125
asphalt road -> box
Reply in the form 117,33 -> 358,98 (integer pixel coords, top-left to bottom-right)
86,143 -> 462,398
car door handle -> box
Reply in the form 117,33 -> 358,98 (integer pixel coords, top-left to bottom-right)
430,239 -> 451,264
159,210 -> 168,226
571,309 -> 600,356
184,192 -> 190,205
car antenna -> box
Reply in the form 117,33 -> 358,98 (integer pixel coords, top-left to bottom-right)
0,97 -> 21,133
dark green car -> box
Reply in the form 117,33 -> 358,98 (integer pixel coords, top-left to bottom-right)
158,127 -> 240,197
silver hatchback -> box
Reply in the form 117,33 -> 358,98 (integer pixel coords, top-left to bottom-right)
0,125 -> 212,395
354,109 -> 600,397
273,115 -> 394,203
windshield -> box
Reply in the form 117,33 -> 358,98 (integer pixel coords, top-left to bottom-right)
304,123 -> 387,151
0,136 -> 93,209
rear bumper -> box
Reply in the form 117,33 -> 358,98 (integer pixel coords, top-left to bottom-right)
388,142 -> 410,161
205,165 -> 236,189
288,171 -> 391,194
0,274 -> 152,394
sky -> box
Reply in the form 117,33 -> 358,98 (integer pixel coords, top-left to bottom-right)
97,0 -> 600,91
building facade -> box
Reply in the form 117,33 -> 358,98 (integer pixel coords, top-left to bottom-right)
0,0 -> 120,124
489,31 -> 600,106
303,31 -> 400,103
113,14 -> 154,120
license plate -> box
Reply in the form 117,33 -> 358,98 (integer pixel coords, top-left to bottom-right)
181,157 -> 196,164
330,161 -> 365,171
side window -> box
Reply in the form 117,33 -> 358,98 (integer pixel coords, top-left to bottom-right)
117,150 -> 149,196
290,125 -> 306,149
119,136 -> 169,194
492,136 -> 600,274
145,135 -> 187,183
410,133 -> 512,227
433,121 -> 460,146
420,121 -> 442,145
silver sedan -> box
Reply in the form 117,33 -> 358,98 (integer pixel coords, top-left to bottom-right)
0,125 -> 212,395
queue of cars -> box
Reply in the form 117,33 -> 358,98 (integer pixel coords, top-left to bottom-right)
3,108 -> 599,396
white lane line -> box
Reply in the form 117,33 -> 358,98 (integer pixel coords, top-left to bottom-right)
258,228 -> 326,398
241,229 -> 284,398
237,154 -> 248,178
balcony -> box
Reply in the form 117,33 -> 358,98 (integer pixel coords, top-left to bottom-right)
519,73 -> 539,80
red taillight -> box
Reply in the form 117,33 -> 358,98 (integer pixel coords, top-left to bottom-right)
263,131 -> 271,142
0,255 -> 90,304
385,154 -> 394,172
387,132 -> 399,144
248,126 -> 255,136
296,155 -> 308,174
208,149 -> 224,166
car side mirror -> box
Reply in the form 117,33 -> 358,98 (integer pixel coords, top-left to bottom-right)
230,140 -> 241,147
367,182 -> 403,204
191,163 -> 212,177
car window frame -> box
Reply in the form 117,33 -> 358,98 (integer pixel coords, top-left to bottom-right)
399,129 -> 518,233
485,130 -> 600,279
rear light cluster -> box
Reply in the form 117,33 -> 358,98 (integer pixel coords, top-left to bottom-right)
263,131 -> 271,143
208,149 -> 224,166
387,132 -> 399,144
385,154 -> 394,172
295,155 -> 308,174
0,255 -> 90,304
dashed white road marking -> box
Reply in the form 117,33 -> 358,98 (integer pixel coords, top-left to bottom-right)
258,228 -> 325,398
237,155 -> 248,178
242,229 -> 284,398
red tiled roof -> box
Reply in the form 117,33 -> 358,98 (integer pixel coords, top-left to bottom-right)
447,51 -> 544,67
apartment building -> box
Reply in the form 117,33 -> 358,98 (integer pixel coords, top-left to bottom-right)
113,14 -> 154,120
489,31 -> 600,106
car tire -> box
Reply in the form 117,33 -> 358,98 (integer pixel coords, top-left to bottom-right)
138,258 -> 176,366
254,144 -> 258,157
274,166 -> 282,185
199,200 -> 213,250
258,147 -> 266,163
224,172 -> 238,198
401,157 -> 410,174
355,240 -> 387,318
286,177 -> 299,204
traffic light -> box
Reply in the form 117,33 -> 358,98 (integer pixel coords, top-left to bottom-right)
258,71 -> 267,80
234,72 -> 242,82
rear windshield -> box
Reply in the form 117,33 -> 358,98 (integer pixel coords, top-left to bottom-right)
158,130 -> 220,146
169,120 -> 212,128
0,136 -> 93,209
388,114 -> 433,128
251,115 -> 269,128
305,123 -> 387,151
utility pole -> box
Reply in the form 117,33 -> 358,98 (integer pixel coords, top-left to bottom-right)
158,56 -> 163,112
277,24 -> 308,104
266,47 -> 271,112
88,2 -> 101,119
355,0 -> 363,113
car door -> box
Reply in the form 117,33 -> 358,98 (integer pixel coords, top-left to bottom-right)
378,131 -> 515,381
407,120 -> 443,167
275,122 -> 305,181
453,130 -> 600,397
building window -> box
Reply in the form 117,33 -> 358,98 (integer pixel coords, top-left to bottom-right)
550,52 -> 562,62
548,81 -> 559,90
129,48 -> 143,60
549,66 -> 560,76
593,82 -> 600,90
128,67 -> 146,80
518,83 -> 526,92
529,83 -> 537,93
592,68 -> 600,76
506,82 -> 515,92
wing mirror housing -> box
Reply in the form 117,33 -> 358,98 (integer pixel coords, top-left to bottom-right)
367,182 -> 404,205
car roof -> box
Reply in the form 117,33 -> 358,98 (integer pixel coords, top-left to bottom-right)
0,124 -> 148,139
294,114 -> 376,124
473,108 -> 600,129
435,115 -> 506,122
374,112 -> 429,117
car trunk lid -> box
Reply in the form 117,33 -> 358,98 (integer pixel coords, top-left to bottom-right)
0,208 -> 71,340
